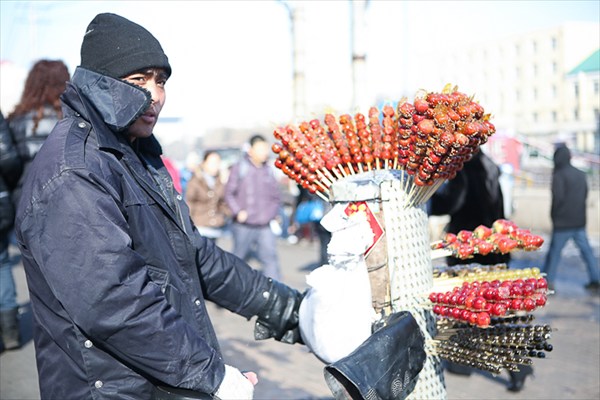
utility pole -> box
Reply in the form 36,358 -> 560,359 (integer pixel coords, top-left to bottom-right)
279,1 -> 307,121
350,0 -> 369,112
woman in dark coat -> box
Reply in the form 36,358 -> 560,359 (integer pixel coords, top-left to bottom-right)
430,150 -> 533,391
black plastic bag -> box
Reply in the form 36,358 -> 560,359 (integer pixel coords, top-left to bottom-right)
323,311 -> 426,400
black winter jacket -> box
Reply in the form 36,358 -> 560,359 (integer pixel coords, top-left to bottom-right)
550,146 -> 588,229
0,111 -> 23,235
429,151 -> 509,266
8,105 -> 60,206
15,67 -> 272,399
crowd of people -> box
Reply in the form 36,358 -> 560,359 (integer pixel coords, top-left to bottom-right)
0,10 -> 598,400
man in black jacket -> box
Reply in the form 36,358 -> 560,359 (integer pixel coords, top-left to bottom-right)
542,144 -> 599,293
15,13 -> 302,399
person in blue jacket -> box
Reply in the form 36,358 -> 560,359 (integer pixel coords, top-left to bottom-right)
15,13 -> 302,399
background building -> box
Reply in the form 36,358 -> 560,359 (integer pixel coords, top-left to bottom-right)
424,22 -> 599,183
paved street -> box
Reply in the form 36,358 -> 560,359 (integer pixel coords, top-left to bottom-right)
1,227 -> 599,400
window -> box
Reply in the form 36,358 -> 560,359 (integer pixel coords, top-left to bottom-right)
552,111 -> 557,122
533,88 -> 537,99
532,41 -> 537,53
533,64 -> 538,75
574,82 -> 579,96
533,112 -> 538,122
594,80 -> 599,94
574,109 -> 579,120
552,85 -> 557,98
551,37 -> 557,49
552,62 -> 557,74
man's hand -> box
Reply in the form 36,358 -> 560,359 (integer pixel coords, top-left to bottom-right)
236,210 -> 248,223
254,279 -> 304,345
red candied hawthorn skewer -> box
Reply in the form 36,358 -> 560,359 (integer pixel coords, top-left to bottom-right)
303,119 -> 339,185
368,107 -> 384,170
354,112 -> 374,171
273,126 -> 329,199
339,114 -> 363,174
381,104 -> 397,170
324,113 -> 352,177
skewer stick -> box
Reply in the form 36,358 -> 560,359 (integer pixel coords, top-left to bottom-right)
404,184 -> 418,208
314,180 -> 330,193
315,191 -> 329,202
316,170 -> 333,187
331,167 -> 344,180
324,170 -> 337,183
357,162 -> 364,174
346,163 -> 355,175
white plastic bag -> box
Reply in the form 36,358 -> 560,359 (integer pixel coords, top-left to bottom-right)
299,207 -> 377,364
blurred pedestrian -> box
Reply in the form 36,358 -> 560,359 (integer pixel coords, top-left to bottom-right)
161,154 -> 182,194
7,59 -> 70,207
185,150 -> 231,242
15,13 -> 303,399
292,184 -> 331,266
225,134 -> 283,281
430,150 -> 533,392
2,59 -> 70,351
0,110 -> 23,350
542,144 -> 599,293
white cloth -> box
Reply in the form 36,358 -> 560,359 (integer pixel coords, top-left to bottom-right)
299,207 -> 377,363
214,365 -> 254,400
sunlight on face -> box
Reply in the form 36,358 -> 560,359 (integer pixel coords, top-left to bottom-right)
122,68 -> 168,141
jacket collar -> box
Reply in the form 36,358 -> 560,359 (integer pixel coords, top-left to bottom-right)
62,67 -> 162,157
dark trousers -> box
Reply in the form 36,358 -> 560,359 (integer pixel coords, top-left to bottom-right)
231,222 -> 281,281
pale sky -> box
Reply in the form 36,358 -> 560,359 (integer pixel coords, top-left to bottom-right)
1,0 -> 599,143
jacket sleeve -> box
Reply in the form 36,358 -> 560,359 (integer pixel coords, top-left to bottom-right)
17,169 -> 226,394
550,172 -> 566,221
194,232 -> 271,318
0,113 -> 23,188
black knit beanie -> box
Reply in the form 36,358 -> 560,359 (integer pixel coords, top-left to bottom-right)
80,13 -> 171,79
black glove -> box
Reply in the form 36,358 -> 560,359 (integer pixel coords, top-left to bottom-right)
254,279 -> 304,345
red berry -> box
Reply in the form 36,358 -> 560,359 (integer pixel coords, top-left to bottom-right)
510,285 -> 523,297
523,298 -> 536,311
511,298 -> 524,310
537,278 -> 548,290
473,225 -> 492,240
465,295 -> 476,309
491,302 -> 508,316
461,309 -> 471,321
468,312 -> 479,325
483,288 -> 497,301
473,297 -> 487,310
477,241 -> 494,256
522,284 -> 535,296
477,312 -> 491,328
457,230 -> 473,242
526,278 -> 538,289
451,307 -> 462,320
429,293 -> 439,303
533,293 -> 547,307
414,98 -> 430,114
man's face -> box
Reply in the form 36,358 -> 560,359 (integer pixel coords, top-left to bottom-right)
249,140 -> 270,165
122,68 -> 168,141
